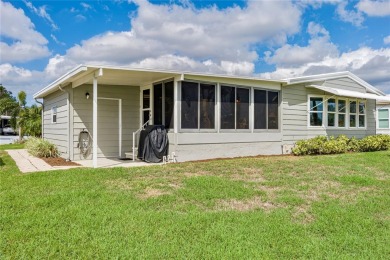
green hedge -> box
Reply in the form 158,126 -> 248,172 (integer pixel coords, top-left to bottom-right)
25,137 -> 60,158
292,134 -> 390,156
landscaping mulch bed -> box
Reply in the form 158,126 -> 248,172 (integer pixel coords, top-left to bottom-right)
41,157 -> 81,166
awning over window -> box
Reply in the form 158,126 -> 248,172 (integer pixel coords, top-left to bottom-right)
307,85 -> 390,101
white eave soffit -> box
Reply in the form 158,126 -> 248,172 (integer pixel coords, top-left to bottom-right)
307,85 -> 390,101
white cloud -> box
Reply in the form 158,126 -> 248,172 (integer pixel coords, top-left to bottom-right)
0,0 -> 50,63
23,0 -> 58,30
336,2 -> 365,26
0,63 -> 48,103
265,22 -> 339,67
357,0 -> 390,17
80,2 -> 92,10
50,34 -> 65,46
46,0 -> 301,77
260,47 -> 390,93
384,35 -> 390,45
129,54 -> 254,75
75,14 -> 87,22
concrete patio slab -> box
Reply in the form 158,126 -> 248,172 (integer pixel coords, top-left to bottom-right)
6,149 -> 160,173
76,158 -> 158,168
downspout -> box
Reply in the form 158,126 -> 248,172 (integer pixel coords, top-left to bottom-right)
34,98 -> 44,138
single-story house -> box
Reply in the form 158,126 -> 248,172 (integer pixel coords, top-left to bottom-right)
376,96 -> 390,135
33,65 -> 390,167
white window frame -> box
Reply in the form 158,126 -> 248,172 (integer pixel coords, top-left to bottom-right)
308,95 -> 325,128
326,97 -> 337,128
348,99 -> 358,128
179,80 -> 217,132
219,84 -> 251,132
378,108 -> 390,129
358,100 -> 366,128
308,96 -> 367,130
253,89 -> 280,131
337,98 -> 347,128
51,106 -> 57,124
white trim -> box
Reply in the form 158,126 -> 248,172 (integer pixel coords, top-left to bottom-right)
92,77 -> 98,168
306,85 -> 389,100
33,65 -> 88,98
377,108 -> 390,129
307,95 -> 325,128
287,71 -> 385,96
307,95 -> 367,130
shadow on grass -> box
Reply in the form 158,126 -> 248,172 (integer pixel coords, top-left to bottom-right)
0,158 -> 4,166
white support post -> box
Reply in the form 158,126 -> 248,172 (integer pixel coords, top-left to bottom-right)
174,79 -> 179,134
119,99 -> 122,158
93,77 -> 98,168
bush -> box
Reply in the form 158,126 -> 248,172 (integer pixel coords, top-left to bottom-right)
25,137 -> 60,158
358,134 -> 390,152
292,134 -> 390,156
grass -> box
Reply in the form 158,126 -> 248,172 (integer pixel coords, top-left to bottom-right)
1,145 -> 390,259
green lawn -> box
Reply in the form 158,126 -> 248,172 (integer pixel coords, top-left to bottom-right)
1,145 -> 389,259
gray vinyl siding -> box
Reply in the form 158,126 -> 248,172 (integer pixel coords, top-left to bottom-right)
322,77 -> 366,93
72,84 -> 139,160
43,89 -> 69,158
282,82 -> 376,145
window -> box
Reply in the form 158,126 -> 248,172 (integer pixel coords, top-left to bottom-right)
142,89 -> 150,125
358,101 -> 366,128
51,106 -> 57,123
338,99 -> 346,127
327,98 -> 336,127
153,81 -> 174,129
309,97 -> 366,129
221,86 -> 249,130
309,97 -> 323,126
254,90 -> 279,129
378,109 -> 389,129
349,100 -> 357,127
181,81 -> 215,129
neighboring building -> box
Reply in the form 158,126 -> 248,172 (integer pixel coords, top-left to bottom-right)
33,65 -> 390,167
376,96 -> 390,135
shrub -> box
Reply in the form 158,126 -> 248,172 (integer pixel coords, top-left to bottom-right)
358,134 -> 390,152
347,137 -> 360,152
25,137 -> 60,158
292,134 -> 390,156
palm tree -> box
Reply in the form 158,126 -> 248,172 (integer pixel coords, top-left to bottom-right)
18,105 -> 42,137
16,91 -> 27,140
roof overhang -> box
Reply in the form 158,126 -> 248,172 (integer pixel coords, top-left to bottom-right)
307,85 -> 390,101
286,71 -> 385,96
34,65 -> 286,99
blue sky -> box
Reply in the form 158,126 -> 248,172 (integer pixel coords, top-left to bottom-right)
1,0 -> 390,104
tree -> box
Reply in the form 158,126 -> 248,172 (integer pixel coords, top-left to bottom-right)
18,105 -> 42,137
16,91 -> 27,140
0,85 -> 42,139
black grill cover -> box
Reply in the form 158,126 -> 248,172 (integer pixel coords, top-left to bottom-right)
137,125 -> 169,163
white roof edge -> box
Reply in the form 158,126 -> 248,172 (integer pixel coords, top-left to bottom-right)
86,64 -> 286,83
33,65 -> 88,99
308,85 -> 390,101
34,64 -> 286,98
286,71 -> 385,96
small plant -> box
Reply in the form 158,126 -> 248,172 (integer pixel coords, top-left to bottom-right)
292,134 -> 390,156
25,137 -> 60,158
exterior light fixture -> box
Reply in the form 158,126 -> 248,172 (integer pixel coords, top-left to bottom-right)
86,92 -> 90,99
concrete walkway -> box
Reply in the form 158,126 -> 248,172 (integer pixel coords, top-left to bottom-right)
6,149 -> 80,173
6,149 -> 159,173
